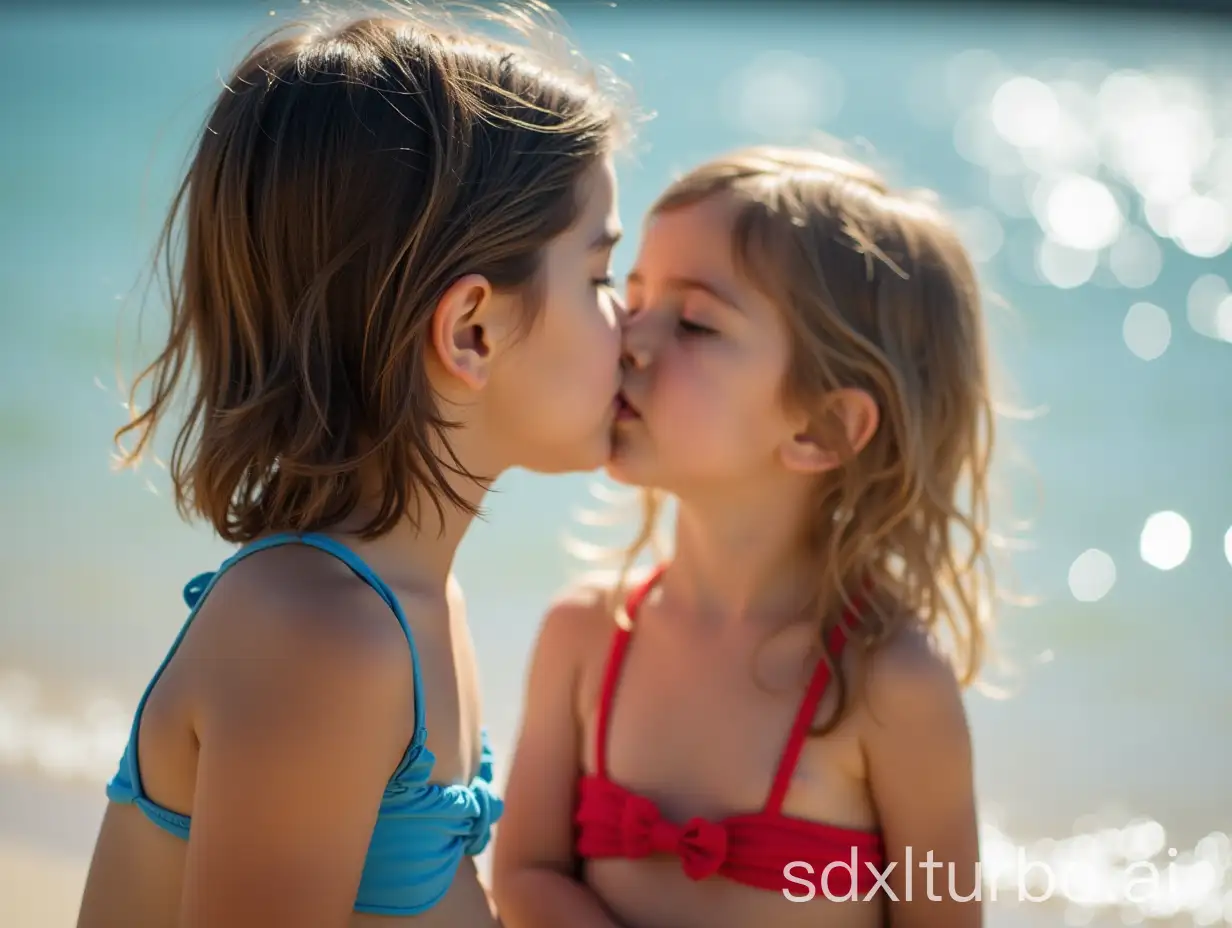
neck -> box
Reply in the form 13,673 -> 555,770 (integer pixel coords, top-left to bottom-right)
331,443 -> 501,595
661,477 -> 818,630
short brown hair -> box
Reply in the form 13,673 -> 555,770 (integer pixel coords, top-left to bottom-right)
115,3 -> 623,542
615,147 -> 1000,722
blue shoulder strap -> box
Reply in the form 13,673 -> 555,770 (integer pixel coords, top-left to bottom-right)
116,531 -> 428,804
181,532 -> 427,735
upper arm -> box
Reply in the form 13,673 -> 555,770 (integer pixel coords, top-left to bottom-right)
491,588 -> 604,890
179,579 -> 415,928
861,628 -> 981,927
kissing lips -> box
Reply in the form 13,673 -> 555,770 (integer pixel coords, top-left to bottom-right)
614,389 -> 640,422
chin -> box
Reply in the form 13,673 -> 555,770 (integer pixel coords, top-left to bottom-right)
603,448 -> 653,488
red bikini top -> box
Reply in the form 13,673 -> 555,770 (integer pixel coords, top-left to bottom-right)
574,566 -> 885,896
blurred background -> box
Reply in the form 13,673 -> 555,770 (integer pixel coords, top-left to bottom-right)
1,0 -> 1230,925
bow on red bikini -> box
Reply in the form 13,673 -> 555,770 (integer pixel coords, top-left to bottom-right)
619,794 -> 728,880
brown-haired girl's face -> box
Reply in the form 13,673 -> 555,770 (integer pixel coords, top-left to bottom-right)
484,156 -> 626,474
610,193 -> 803,494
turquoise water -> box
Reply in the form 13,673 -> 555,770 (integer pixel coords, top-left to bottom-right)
2,3 -> 1231,923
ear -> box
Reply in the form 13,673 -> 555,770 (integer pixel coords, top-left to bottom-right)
429,273 -> 499,391
780,388 -> 880,475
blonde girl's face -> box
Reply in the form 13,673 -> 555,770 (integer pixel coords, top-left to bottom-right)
609,193 -> 804,495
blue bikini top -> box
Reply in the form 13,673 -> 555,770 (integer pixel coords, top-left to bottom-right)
105,531 -> 503,916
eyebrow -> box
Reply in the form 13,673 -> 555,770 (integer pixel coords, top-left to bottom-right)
625,271 -> 743,312
589,228 -> 622,251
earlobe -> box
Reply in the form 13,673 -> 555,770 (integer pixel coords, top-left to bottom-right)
781,388 -> 880,474
430,273 -> 495,391
780,429 -> 833,475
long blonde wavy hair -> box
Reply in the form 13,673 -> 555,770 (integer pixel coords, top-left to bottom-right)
599,146 -> 1004,729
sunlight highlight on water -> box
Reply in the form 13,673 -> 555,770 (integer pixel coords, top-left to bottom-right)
1108,226 -> 1162,289
1036,238 -> 1099,289
947,49 -> 1232,354
1122,303 -> 1172,361
990,77 -> 1061,149
1067,548 -> 1117,602
979,820 -> 1232,922
1188,274 -> 1232,342
1139,511 -> 1193,571
1039,174 -> 1122,251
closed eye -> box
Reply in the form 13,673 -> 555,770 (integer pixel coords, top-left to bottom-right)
678,319 -> 716,336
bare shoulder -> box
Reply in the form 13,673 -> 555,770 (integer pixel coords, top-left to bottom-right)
537,577 -> 621,651
521,575 -> 628,701
187,543 -> 416,742
858,620 -> 980,921
198,543 -> 415,667
858,621 -> 970,744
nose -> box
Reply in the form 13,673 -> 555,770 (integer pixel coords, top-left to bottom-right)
621,323 -> 652,371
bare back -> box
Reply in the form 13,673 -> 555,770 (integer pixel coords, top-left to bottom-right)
77,536 -> 500,928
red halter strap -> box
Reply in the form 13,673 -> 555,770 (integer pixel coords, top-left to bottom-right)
593,565 -> 666,777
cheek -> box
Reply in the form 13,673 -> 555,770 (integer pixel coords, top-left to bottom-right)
654,353 -> 740,445
566,299 -> 620,393
584,301 -> 622,380
535,295 -> 620,416
653,349 -> 781,458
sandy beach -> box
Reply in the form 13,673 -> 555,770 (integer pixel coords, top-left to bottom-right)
1,843 -> 87,928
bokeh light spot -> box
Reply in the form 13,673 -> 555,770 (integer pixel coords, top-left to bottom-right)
1037,237 -> 1098,288
1069,549 -> 1117,602
1140,511 -> 1192,571
1122,303 -> 1171,360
